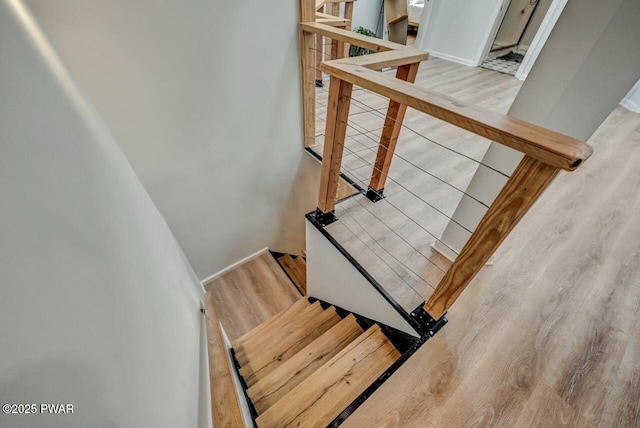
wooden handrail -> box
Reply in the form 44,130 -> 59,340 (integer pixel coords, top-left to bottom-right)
300,2 -> 596,323
301,22 -> 411,53
321,61 -> 592,170
301,21 -> 592,170
315,12 -> 350,27
330,49 -> 430,70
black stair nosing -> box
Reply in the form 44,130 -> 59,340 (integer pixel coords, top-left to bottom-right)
326,334 -> 428,428
306,296 -> 449,427
229,348 -> 259,427
269,250 -> 286,260
307,297 -> 418,355
230,296 -> 448,428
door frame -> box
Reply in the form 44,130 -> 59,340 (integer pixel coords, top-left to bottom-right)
514,0 -> 568,79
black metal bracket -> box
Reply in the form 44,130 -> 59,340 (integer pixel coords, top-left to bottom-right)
410,304 -> 448,337
365,186 -> 385,202
315,79 -> 324,88
229,349 -> 259,427
311,208 -> 338,226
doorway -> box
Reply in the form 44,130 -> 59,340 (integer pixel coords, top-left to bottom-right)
492,0 -> 540,52
481,0 -> 553,76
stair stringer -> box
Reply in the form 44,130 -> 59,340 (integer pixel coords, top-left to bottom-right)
219,322 -> 255,428
306,219 -> 420,337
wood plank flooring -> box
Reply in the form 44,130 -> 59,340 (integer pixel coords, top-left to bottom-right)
204,253 -> 301,342
340,103 -> 640,426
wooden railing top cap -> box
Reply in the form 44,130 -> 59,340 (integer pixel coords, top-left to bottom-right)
319,62 -> 592,171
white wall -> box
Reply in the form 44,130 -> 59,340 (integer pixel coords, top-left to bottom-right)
306,221 -> 420,337
352,0 -> 384,36
416,0 -> 507,66
25,0 -> 321,280
0,1 -> 208,427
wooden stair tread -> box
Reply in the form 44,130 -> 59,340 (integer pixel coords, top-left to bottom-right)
235,301 -> 323,366
294,255 -> 307,271
256,325 -> 401,428
248,314 -> 364,414
278,254 -> 307,294
240,306 -> 342,386
232,298 -> 309,350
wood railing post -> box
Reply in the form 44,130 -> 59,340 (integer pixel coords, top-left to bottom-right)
367,62 -> 420,201
315,4 -> 324,85
342,1 -> 354,57
424,156 -> 560,319
328,3 -> 345,60
316,76 -> 353,223
300,0 -> 316,148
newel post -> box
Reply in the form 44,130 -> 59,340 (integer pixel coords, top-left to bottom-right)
367,62 -> 420,201
425,155 -> 560,319
315,76 -> 353,225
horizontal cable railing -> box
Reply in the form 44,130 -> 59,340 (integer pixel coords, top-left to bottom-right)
299,0 -> 593,322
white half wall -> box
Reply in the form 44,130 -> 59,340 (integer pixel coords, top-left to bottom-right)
416,0 -> 507,66
25,0 -> 321,280
0,1 -> 208,426
306,220 -> 420,337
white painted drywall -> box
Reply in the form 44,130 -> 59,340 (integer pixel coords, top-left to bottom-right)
0,1 -> 209,426
352,0 -> 384,36
416,0 -> 507,66
306,221 -> 420,337
25,0 -> 321,280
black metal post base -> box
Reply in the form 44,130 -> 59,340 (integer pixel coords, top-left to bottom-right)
365,186 -> 385,202
312,208 -> 338,226
410,304 -> 448,336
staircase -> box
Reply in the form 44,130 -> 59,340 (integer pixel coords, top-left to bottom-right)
231,298 -> 402,427
275,252 -> 307,294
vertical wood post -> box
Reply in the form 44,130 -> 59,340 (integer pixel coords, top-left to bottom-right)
300,0 -> 316,148
317,76 -> 353,217
328,3 -> 345,60
343,1 -> 354,57
315,4 -> 324,84
424,156 -> 560,319
367,62 -> 420,200
315,34 -> 324,83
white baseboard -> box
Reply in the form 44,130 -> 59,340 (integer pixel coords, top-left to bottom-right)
427,50 -> 476,67
201,247 -> 269,286
620,97 -> 640,113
